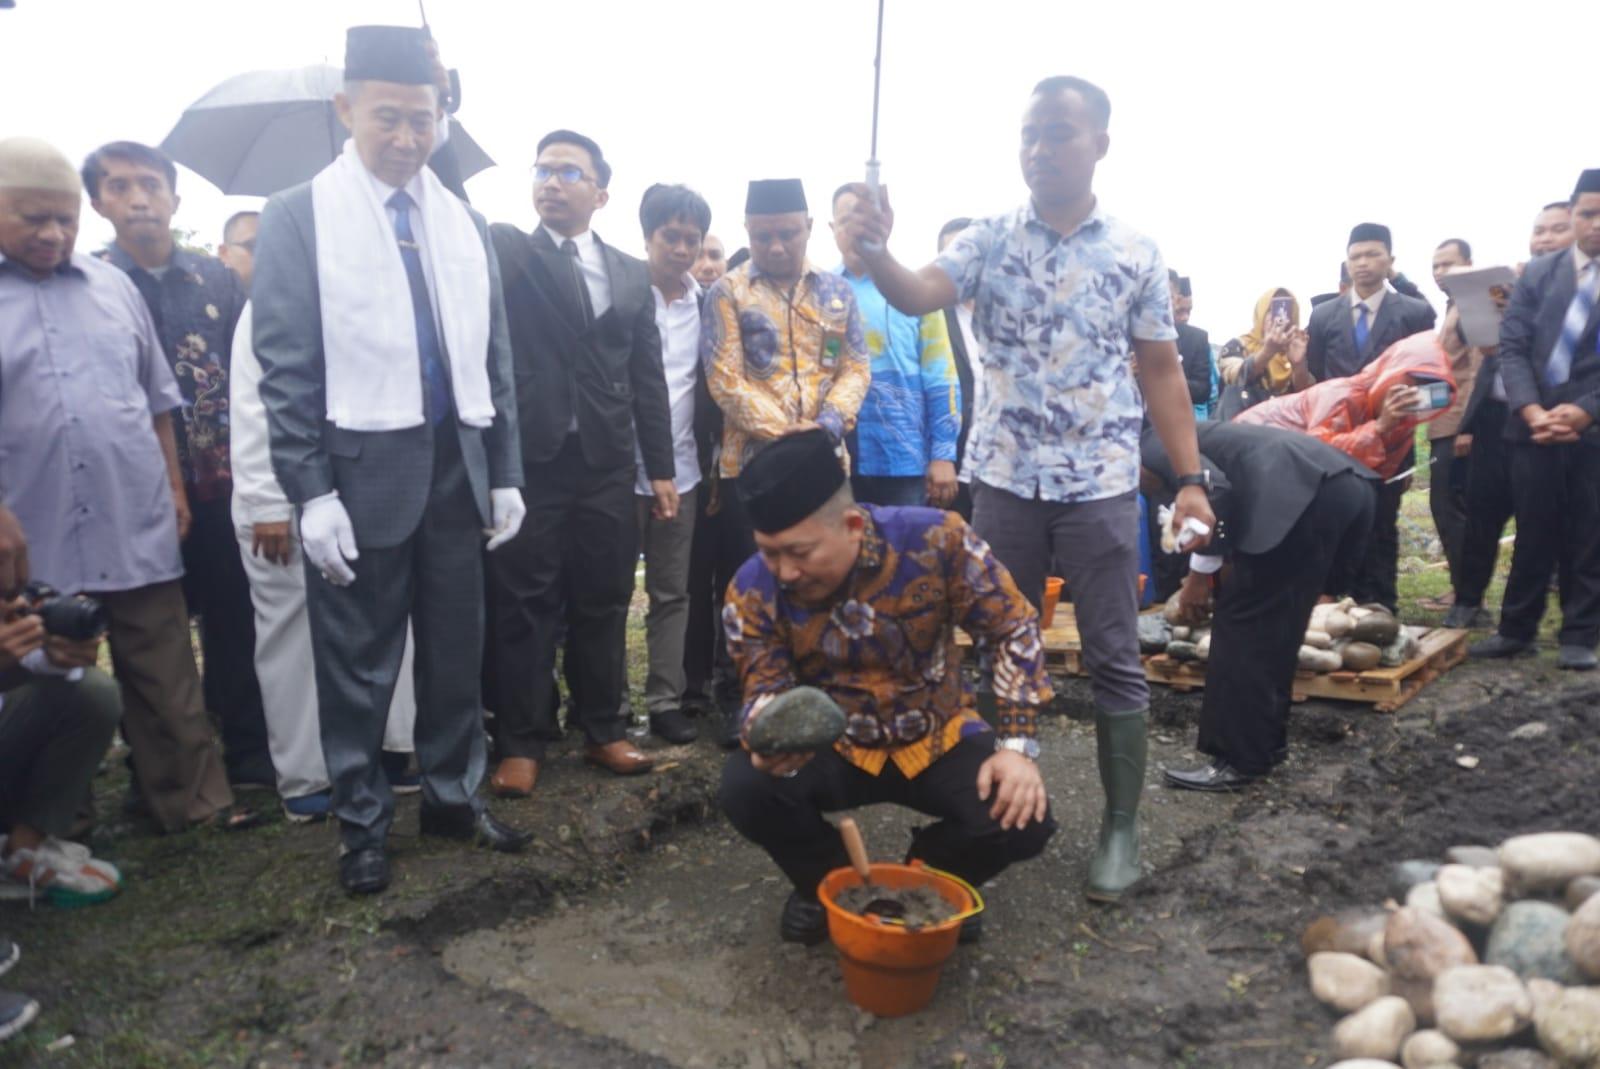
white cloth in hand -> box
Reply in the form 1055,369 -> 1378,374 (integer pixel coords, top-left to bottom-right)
300,492 -> 359,585
485,488 -> 526,551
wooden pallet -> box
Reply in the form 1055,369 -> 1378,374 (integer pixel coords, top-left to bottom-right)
959,607 -> 1470,714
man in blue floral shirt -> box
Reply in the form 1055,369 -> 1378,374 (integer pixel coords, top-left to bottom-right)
837,75 -> 1214,903
87,141 -> 270,790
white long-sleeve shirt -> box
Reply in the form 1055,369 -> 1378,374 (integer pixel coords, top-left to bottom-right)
229,302 -> 294,527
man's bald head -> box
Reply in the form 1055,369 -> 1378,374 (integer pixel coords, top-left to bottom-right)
0,137 -> 82,196
0,138 -> 83,276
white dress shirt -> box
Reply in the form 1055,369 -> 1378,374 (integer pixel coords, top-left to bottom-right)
541,224 -> 612,317
369,167 -> 441,326
636,274 -> 703,496
1349,285 -> 1387,329
229,301 -> 293,527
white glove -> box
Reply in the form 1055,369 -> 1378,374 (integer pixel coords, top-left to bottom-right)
485,488 -> 526,551
300,492 -> 359,585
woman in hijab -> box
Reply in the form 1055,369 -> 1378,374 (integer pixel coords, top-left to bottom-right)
1216,288 -> 1313,416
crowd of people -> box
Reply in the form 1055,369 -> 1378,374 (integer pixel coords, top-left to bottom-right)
2,19 -> 1597,1039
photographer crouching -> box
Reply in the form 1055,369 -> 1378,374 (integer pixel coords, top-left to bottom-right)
0,578 -> 123,905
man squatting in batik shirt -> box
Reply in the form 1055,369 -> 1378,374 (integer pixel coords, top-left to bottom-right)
716,429 -> 1054,946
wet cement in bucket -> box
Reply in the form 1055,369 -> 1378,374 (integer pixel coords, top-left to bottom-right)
833,882 -> 959,928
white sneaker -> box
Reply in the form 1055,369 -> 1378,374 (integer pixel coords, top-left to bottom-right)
1,838 -> 122,908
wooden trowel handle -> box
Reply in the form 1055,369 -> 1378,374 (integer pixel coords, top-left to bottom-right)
838,817 -> 871,882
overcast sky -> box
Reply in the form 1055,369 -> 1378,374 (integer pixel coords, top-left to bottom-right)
2,0 -> 1589,337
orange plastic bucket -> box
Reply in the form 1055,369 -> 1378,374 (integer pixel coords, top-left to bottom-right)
1040,576 -> 1064,629
817,861 -> 983,1017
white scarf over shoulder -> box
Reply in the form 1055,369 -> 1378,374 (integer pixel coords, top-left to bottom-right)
311,140 -> 493,430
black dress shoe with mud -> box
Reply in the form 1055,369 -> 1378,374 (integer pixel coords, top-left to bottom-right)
1442,603 -> 1493,630
1163,760 -> 1260,793
419,807 -> 532,853
649,708 -> 699,745
779,892 -> 828,946
339,848 -> 391,895
1558,645 -> 1599,671
1468,633 -> 1534,659
958,914 -> 983,944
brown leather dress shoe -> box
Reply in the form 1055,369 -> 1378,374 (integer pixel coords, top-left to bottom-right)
490,757 -> 539,798
583,740 -> 655,776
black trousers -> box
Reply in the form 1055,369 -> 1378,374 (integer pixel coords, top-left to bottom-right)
1456,401 -> 1517,609
0,670 -> 122,838
1198,474 -> 1375,776
1428,435 -> 1470,593
305,427 -> 487,852
1500,441 -> 1600,647
684,480 -> 756,709
720,736 -> 1056,899
486,434 -> 636,758
1351,454 -> 1407,611
182,493 -> 271,783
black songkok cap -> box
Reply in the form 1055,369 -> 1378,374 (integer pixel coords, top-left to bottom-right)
737,430 -> 846,534
344,25 -> 434,85
1347,222 -> 1392,252
1175,275 -> 1192,298
745,178 -> 807,215
1573,169 -> 1600,199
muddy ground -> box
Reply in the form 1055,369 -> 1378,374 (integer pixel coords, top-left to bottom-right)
5,650 -> 1596,1069
5,473 -> 1598,1069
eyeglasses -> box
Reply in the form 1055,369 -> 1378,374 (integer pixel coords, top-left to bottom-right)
533,164 -> 593,186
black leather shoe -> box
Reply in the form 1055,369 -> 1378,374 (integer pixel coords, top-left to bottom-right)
339,848 -> 391,895
1162,760 -> 1261,793
1559,645 -> 1599,671
419,806 -> 532,853
1468,633 -> 1534,659
649,709 -> 700,744
959,914 -> 983,944
717,708 -> 743,751
1443,603 -> 1493,629
779,891 -> 828,946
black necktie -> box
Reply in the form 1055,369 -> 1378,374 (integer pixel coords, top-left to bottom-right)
561,238 -> 595,328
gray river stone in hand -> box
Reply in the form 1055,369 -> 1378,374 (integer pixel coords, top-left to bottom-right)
747,687 -> 847,755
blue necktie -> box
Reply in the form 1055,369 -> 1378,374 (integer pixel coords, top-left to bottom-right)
1546,259 -> 1600,388
387,191 -> 451,424
1353,302 -> 1371,355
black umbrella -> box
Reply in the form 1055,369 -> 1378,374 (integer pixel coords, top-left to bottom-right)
159,64 -> 493,197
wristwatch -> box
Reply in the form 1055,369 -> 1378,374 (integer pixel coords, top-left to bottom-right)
1175,471 -> 1211,491
996,736 -> 1041,760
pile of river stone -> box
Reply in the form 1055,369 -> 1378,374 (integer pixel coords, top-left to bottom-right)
1141,596 -> 1420,673
1306,831 -> 1600,1068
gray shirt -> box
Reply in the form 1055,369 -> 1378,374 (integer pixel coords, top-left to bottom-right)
0,251 -> 185,594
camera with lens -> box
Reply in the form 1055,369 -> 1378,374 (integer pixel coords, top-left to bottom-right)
20,582 -> 108,640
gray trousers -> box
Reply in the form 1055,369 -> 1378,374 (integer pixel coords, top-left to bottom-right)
971,482 -> 1148,712
304,434 -> 487,853
0,669 -> 122,838
634,485 -> 698,716
235,525 -> 416,800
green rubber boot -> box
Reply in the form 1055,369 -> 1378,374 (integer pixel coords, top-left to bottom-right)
1086,707 -> 1147,903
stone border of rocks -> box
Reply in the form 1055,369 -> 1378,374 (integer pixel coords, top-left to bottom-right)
1306,832 -> 1600,1068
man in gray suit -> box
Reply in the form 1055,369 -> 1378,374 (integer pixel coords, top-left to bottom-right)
252,25 -> 530,894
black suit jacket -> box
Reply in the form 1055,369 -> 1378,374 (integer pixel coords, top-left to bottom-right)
1305,288 -> 1436,382
943,306 -> 976,465
1497,248 -> 1600,445
490,224 -> 674,477
1177,322 -> 1212,407
1141,421 -> 1377,558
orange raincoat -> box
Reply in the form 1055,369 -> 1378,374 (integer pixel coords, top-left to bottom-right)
1235,331 -> 1455,478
